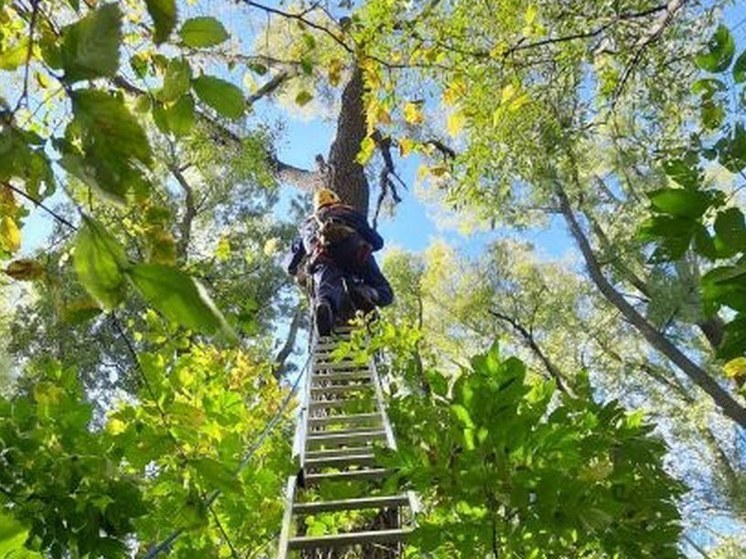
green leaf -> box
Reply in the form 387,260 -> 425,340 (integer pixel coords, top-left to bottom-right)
662,157 -> 701,189
192,75 -> 244,119
0,39 -> 29,71
695,25 -> 735,73
717,123 -> 746,173
648,188 -> 712,218
68,89 -> 152,203
451,404 -> 474,428
126,263 -> 234,337
166,94 -> 195,136
733,50 -> 746,83
0,511 -> 30,556
154,94 -> 195,137
701,99 -> 725,131
691,78 -> 726,100
74,217 -> 128,310
714,207 -> 746,252
295,90 -> 314,107
158,57 -> 191,102
178,17 -> 229,48
693,224 -> 717,260
191,458 -> 242,494
718,315 -> 746,360
61,3 -> 122,83
145,0 -> 177,44
248,62 -> 268,75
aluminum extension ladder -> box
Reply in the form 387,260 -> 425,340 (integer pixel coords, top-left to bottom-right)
277,325 -> 418,557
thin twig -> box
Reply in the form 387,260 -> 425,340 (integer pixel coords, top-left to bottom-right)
240,1 -> 353,54
3,182 -> 77,230
209,504 -> 242,559
13,0 -> 40,114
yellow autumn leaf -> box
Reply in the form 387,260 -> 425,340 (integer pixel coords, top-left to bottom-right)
263,237 -> 279,256
403,102 -> 424,125
377,106 -> 392,126
4,259 -> 45,281
328,58 -> 343,87
416,164 -> 430,181
0,216 -> 21,252
525,4 -> 538,25
357,136 -> 376,165
399,137 -> 415,157
447,111 -> 466,137
430,164 -> 449,177
107,418 -> 127,435
501,83 -> 529,112
442,78 -> 467,106
724,357 -> 746,380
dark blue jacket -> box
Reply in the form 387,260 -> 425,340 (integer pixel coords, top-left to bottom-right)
286,204 -> 383,275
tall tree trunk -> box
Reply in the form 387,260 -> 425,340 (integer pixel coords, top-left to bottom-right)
327,67 -> 370,215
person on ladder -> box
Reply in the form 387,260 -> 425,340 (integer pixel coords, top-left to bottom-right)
286,188 -> 394,337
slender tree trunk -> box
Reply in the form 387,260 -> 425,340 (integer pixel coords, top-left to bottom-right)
556,186 -> 746,427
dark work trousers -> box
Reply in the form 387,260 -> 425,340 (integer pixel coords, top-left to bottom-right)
312,237 -> 394,313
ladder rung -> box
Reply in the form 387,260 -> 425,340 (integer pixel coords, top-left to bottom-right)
314,361 -> 369,371
308,413 -> 381,426
308,399 -> 374,411
304,468 -> 394,484
304,453 -> 377,469
308,427 -> 381,438
310,384 -> 373,396
293,495 -> 409,514
305,446 -> 376,459
311,371 -> 372,383
288,528 -> 411,549
307,430 -> 386,447
318,332 -> 352,342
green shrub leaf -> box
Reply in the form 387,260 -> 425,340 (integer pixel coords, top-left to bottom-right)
127,263 -> 234,337
192,75 -> 244,119
145,0 -> 177,44
61,3 -> 121,82
74,217 -> 129,310
695,25 -> 735,73
179,17 -> 229,48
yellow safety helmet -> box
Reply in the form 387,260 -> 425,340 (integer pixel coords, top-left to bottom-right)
314,188 -> 340,209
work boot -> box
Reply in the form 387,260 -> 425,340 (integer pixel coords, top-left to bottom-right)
350,285 -> 379,313
315,300 -> 334,337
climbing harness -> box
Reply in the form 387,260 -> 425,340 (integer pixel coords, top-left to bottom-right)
309,209 -> 373,269
277,320 -> 418,557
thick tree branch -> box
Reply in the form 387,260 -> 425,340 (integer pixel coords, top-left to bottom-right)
247,70 -> 293,104
489,309 -> 571,394
583,210 -> 651,297
557,185 -> 746,426
111,76 -> 321,191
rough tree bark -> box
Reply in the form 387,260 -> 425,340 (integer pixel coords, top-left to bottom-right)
326,66 -> 370,215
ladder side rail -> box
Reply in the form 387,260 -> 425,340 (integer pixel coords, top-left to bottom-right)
369,351 -> 398,451
295,338 -> 317,468
277,475 -> 298,559
291,343 -> 313,461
